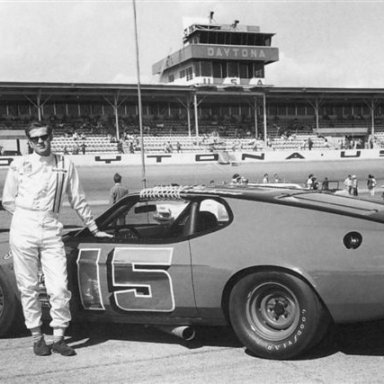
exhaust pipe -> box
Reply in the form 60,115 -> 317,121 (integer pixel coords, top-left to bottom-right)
154,325 -> 196,341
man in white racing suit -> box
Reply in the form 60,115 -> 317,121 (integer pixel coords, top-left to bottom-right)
2,122 -> 112,356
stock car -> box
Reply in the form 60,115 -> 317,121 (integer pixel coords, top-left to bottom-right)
2,184 -> 384,360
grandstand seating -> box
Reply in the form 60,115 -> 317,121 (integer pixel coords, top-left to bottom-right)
51,136 -> 118,154
50,133 -> 331,154
1,115 -> 376,154
270,134 -> 334,151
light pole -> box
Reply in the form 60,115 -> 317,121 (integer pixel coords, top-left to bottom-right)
132,0 -> 146,188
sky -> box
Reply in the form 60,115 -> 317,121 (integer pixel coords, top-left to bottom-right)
0,0 -> 383,88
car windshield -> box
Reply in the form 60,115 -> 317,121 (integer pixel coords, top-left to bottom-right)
90,194 -> 232,243
104,199 -> 189,227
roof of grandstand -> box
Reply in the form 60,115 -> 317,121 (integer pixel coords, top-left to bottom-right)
1,82 -> 384,103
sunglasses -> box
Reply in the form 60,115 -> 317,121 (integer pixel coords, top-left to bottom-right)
29,134 -> 50,143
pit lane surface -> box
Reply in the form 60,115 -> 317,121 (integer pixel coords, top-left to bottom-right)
2,159 -> 384,383
2,322 -> 384,384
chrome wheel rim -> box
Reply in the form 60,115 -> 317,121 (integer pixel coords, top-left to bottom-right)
246,282 -> 300,341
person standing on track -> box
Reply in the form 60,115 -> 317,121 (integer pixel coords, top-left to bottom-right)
306,174 -> 314,189
367,174 -> 377,197
2,122 -> 112,357
109,173 -> 129,206
344,174 -> 353,195
351,175 -> 359,196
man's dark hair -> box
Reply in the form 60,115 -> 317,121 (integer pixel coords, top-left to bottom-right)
25,121 -> 52,138
114,173 -> 122,183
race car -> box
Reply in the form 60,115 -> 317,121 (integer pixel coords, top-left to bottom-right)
2,183 -> 384,360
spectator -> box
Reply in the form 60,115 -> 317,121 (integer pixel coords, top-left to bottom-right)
72,143 -> 80,155
273,173 -> 281,183
231,173 -> 242,184
306,174 -> 314,189
307,137 -> 313,150
80,142 -> 87,155
0,144 -> 3,156
321,177 -> 330,191
344,175 -> 352,195
176,141 -> 182,153
109,173 -> 129,206
351,175 -> 359,196
248,138 -> 259,151
63,145 -> 69,155
164,141 -> 173,153
262,173 -> 269,183
367,174 -> 377,197
231,173 -> 247,185
311,176 -> 319,190
231,139 -> 242,152
117,140 -> 124,154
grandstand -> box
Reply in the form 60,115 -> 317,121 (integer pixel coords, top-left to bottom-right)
1,17 -> 384,155
1,84 -> 383,155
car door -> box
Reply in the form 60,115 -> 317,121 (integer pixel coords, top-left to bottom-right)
67,197 -> 198,322
187,197 -> 234,321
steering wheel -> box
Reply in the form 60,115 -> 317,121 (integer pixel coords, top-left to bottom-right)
117,227 -> 141,240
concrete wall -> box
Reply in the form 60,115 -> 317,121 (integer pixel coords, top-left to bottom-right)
1,149 -> 384,169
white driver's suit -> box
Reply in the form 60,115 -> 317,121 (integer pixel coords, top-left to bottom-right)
2,152 -> 98,330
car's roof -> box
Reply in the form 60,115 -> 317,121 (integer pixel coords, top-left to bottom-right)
138,184 -> 299,201
135,184 -> 384,223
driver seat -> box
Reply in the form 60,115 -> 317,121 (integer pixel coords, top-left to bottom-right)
195,211 -> 218,233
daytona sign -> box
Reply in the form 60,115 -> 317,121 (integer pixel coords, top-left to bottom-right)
207,46 -> 267,59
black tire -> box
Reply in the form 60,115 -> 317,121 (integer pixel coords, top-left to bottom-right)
0,269 -> 23,337
229,271 -> 330,360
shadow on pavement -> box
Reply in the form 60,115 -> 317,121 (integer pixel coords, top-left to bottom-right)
64,322 -> 242,351
5,314 -> 384,360
62,318 -> 384,358
300,319 -> 384,360
334,320 -> 384,356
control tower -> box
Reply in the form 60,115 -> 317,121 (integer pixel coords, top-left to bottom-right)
152,17 -> 279,87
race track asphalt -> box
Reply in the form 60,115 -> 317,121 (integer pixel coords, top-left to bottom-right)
1,158 -> 384,229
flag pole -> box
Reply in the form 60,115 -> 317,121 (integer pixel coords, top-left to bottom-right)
132,0 -> 146,188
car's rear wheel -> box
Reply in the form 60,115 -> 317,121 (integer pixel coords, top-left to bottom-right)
0,269 -> 23,337
229,271 -> 330,360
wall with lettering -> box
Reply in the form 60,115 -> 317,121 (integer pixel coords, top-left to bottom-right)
1,149 -> 384,169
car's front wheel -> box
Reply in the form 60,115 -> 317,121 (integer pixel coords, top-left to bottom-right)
0,269 -> 23,337
229,271 -> 330,360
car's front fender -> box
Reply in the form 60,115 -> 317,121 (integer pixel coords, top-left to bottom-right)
0,231 -> 19,297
